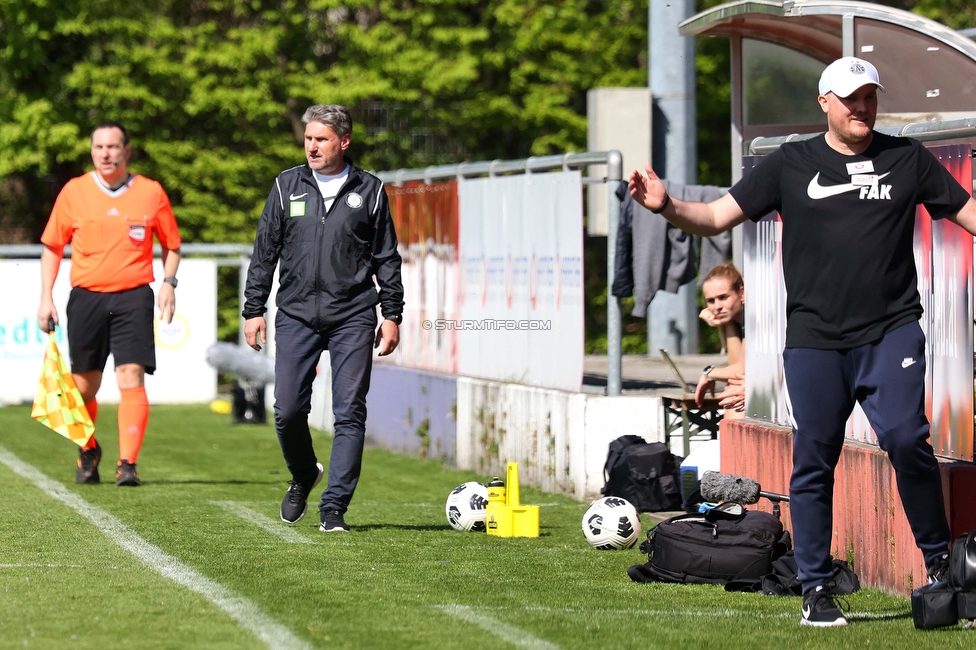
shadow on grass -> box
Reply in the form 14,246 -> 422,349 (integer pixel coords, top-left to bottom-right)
149,479 -> 288,480
354,523 -> 456,532
848,611 -> 912,624
353,524 -> 556,538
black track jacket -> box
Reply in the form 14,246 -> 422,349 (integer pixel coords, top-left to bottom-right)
243,159 -> 404,330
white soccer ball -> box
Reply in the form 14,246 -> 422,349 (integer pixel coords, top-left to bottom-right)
446,482 -> 489,532
582,496 -> 642,550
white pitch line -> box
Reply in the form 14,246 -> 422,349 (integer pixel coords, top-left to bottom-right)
435,604 -> 561,650
0,445 -> 312,650
208,501 -> 315,544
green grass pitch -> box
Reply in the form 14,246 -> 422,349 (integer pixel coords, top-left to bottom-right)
0,404 -> 970,649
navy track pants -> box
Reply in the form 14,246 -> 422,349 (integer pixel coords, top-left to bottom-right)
783,321 -> 950,593
272,307 -> 376,514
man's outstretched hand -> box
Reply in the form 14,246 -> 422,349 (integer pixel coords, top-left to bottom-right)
628,163 -> 668,213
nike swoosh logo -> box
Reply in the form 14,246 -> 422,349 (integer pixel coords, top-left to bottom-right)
902,358 -> 916,368
807,172 -> 890,200
802,604 -> 812,619
289,193 -> 308,200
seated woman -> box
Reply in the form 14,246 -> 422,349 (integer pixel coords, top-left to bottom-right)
695,263 -> 745,415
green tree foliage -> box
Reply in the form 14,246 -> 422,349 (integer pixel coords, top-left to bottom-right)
4,0 -> 966,242
0,0 -> 649,245
881,0 -> 975,30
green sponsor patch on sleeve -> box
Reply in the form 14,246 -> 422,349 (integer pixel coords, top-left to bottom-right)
289,201 -> 306,217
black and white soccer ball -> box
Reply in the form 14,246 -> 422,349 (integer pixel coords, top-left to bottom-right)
582,497 -> 642,549
445,482 -> 489,532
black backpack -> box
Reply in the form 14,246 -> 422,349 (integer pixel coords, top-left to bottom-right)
725,550 -> 860,596
628,504 -> 791,585
601,435 -> 683,513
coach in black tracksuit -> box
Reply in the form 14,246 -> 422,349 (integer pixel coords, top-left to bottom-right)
243,104 -> 403,534
630,58 -> 976,627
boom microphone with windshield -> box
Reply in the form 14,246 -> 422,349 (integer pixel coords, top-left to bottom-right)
205,342 -> 275,384
700,471 -> 790,518
205,342 -> 274,424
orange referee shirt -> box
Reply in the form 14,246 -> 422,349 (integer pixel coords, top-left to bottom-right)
41,173 -> 182,293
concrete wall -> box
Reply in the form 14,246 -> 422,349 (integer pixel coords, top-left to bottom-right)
310,362 -> 669,502
366,364 -> 458,462
455,377 -> 586,495
309,359 -> 458,462
455,378 -> 664,499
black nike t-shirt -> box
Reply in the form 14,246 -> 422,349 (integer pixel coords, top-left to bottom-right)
729,133 -> 970,349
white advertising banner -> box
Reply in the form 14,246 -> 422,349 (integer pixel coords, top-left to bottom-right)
458,172 -> 584,391
0,259 -> 217,405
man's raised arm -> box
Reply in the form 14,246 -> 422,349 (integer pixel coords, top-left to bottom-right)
629,163 -> 748,236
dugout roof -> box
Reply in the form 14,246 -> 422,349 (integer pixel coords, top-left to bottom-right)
678,0 -> 976,167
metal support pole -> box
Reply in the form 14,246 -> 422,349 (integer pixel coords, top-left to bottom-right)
606,150 -> 624,396
649,0 -> 699,357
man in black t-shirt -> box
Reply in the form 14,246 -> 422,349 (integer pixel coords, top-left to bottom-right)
630,57 -> 976,627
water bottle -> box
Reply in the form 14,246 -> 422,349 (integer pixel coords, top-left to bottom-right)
487,477 -> 506,506
486,477 -> 506,534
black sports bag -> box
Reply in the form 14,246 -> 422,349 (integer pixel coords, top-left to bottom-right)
628,504 -> 791,585
912,582 -> 958,630
601,435 -> 683,513
950,530 -> 976,590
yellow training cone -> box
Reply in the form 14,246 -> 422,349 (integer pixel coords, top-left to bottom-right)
31,332 -> 94,446
485,462 -> 540,537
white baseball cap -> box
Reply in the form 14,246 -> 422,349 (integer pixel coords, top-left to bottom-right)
818,57 -> 884,98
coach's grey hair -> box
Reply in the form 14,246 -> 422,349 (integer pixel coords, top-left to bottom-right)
301,104 -> 352,138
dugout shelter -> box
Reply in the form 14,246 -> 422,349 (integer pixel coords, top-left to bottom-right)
679,0 -> 976,593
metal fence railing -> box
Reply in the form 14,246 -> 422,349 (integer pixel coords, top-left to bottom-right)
376,150 -> 625,395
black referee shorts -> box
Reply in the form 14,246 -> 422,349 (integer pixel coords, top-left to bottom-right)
66,285 -> 156,375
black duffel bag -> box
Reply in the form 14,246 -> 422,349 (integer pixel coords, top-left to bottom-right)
628,503 -> 791,585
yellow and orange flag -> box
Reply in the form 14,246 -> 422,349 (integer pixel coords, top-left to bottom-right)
31,332 -> 93,446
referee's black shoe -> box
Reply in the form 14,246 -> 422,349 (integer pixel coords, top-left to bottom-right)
800,585 -> 848,627
76,442 -> 102,484
280,463 -> 324,524
115,460 -> 142,487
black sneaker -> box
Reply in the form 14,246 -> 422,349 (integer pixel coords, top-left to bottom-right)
319,509 -> 350,532
76,442 -> 102,484
115,461 -> 142,487
800,585 -> 848,627
280,463 -> 324,524
927,553 -> 950,584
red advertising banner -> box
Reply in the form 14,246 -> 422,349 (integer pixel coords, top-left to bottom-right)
387,181 -> 460,373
